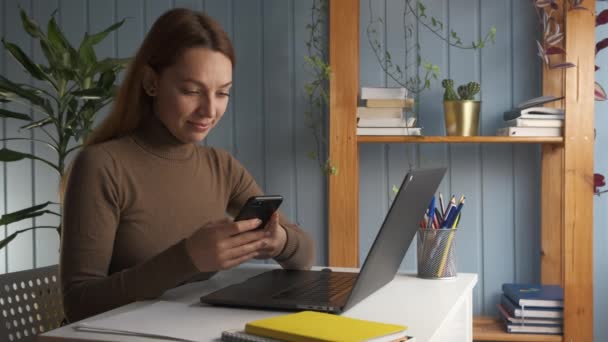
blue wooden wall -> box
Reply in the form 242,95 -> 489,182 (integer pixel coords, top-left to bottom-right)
0,1 -> 605,337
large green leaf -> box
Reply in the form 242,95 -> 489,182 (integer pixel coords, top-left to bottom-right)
0,75 -> 53,114
71,87 -> 108,99
0,201 -> 55,226
97,70 -> 116,90
47,16 -> 79,69
84,20 -> 125,47
0,148 -> 58,172
20,117 -> 53,130
0,232 -> 18,250
19,8 -> 44,39
94,57 -> 132,74
0,108 -> 32,121
1,39 -> 52,83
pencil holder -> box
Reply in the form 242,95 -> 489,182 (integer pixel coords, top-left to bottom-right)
417,228 -> 457,279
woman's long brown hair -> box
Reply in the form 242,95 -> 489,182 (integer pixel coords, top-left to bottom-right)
61,8 -> 235,199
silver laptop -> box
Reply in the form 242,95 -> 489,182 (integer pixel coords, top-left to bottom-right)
200,168 -> 446,313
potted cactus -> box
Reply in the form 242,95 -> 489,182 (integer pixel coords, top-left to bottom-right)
441,79 -> 481,136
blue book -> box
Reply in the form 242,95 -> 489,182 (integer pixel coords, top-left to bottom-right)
501,295 -> 563,319
502,283 -> 564,308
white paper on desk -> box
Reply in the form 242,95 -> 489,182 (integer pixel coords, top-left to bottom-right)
74,301 -> 212,342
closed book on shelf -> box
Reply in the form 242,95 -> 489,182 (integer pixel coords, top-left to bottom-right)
357,107 -> 403,119
505,118 -> 563,128
504,322 -> 563,335
366,98 -> 414,108
361,87 -> 408,99
500,295 -> 563,319
245,311 -> 408,342
357,117 -> 416,128
357,127 -> 421,136
502,284 -> 564,308
503,110 -> 564,121
496,126 -> 562,137
498,304 -> 563,326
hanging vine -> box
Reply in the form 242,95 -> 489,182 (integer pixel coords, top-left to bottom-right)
366,0 -> 496,94
303,0 -> 336,175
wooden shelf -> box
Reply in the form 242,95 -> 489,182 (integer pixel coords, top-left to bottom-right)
357,135 -> 564,144
473,316 -> 563,342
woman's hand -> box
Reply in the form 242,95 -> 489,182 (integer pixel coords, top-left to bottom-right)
255,212 -> 287,259
185,217 -> 268,272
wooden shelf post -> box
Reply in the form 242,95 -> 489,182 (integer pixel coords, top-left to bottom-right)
328,0 -> 359,267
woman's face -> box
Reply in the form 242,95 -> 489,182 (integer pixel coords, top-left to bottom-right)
151,47 -> 232,143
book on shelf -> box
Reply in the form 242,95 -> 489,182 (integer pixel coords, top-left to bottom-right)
503,321 -> 563,335
244,311 -> 411,342
361,87 -> 408,99
496,126 -> 562,137
516,95 -> 564,109
503,109 -> 564,121
357,107 -> 404,119
503,95 -> 565,121
505,118 -> 563,128
497,304 -> 563,326
500,295 -> 563,319
357,117 -> 417,128
502,283 -> 564,308
366,98 -> 415,108
357,127 -> 422,136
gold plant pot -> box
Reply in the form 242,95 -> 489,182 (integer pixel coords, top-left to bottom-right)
443,100 -> 481,136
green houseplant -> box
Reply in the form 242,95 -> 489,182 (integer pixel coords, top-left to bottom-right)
441,79 -> 481,136
0,9 -> 129,249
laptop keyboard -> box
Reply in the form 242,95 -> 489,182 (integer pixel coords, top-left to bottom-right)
271,273 -> 356,301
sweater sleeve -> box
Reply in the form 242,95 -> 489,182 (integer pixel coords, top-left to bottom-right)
219,150 -> 315,270
60,147 -> 202,323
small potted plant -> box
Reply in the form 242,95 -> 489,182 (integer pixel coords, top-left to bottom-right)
441,79 -> 481,136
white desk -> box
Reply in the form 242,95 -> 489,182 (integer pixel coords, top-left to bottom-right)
41,266 -> 477,342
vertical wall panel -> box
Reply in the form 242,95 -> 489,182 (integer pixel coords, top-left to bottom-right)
358,0 -> 388,265
233,0 -> 264,187
205,0 -> 235,154
173,0 -> 202,10
480,0 -> 515,315
447,0 -> 483,315
32,0 -> 60,268
1,0 -> 6,274
293,0 -> 327,265
385,0 -> 419,272
5,0 -> 34,272
116,0 -> 144,62
512,0 -> 541,284
262,0 -> 296,219
145,0 -> 172,32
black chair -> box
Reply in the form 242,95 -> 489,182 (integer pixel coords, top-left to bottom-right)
0,265 -> 64,342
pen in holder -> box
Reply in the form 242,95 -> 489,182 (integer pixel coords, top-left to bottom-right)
417,228 -> 457,279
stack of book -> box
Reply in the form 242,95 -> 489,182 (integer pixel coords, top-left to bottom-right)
496,96 -> 564,137
498,283 -> 564,335
357,87 -> 420,136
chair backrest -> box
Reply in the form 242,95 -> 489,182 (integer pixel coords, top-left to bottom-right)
0,265 -> 64,342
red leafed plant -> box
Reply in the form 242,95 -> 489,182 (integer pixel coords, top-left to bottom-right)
533,0 -> 581,70
596,173 -> 607,195
596,6 -> 608,101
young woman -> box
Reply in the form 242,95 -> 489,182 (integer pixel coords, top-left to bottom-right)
60,8 -> 314,322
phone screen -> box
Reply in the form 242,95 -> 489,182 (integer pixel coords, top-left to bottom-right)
234,195 -> 283,230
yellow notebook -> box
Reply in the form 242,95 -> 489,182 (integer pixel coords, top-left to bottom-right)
245,311 -> 407,342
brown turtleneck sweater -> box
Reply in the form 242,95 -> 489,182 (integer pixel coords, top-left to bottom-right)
60,115 -> 314,322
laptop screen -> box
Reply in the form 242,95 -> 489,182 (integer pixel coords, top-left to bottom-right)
343,168 -> 446,311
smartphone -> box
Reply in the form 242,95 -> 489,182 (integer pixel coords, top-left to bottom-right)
234,195 -> 283,230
